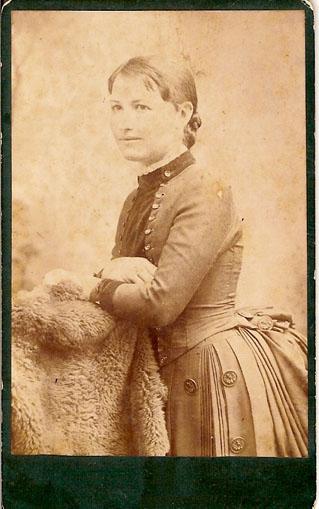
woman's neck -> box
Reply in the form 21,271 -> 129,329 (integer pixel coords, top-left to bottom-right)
139,144 -> 188,175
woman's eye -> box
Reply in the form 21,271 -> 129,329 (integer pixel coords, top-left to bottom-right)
111,104 -> 122,112
135,104 -> 150,111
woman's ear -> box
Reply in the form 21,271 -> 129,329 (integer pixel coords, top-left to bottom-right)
178,101 -> 194,126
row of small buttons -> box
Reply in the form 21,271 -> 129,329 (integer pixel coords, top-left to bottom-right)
144,174 -> 171,261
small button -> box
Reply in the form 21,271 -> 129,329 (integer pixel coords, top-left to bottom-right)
144,228 -> 152,235
256,315 -> 274,331
230,437 -> 245,454
164,170 -> 171,178
184,378 -> 198,394
152,203 -> 160,210
144,244 -> 151,251
155,192 -> 164,199
159,355 -> 168,366
159,183 -> 165,187
148,215 -> 156,221
221,371 -> 237,387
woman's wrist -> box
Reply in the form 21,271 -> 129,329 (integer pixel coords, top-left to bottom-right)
91,278 -> 125,314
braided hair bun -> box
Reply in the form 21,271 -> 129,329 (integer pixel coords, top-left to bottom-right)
189,112 -> 202,131
184,111 -> 202,149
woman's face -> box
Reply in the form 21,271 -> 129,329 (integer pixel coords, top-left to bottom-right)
109,74 -> 190,166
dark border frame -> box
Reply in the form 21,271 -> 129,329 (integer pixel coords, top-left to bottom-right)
2,1 -> 315,507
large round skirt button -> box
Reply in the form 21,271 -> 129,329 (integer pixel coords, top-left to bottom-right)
184,378 -> 198,394
230,437 -> 245,453
256,315 -> 274,331
221,370 -> 237,387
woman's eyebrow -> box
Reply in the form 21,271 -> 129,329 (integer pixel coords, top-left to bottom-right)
109,99 -> 121,103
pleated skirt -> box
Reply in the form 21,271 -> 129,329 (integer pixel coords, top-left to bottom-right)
160,326 -> 308,457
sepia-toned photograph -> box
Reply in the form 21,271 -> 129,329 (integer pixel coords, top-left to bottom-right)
11,9 -> 308,458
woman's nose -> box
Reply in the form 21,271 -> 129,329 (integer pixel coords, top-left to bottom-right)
118,109 -> 138,131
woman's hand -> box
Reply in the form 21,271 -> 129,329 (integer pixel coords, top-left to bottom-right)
89,257 -> 157,304
104,257 -> 157,284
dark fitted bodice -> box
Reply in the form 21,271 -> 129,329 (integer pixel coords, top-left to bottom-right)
116,151 -> 195,258
111,151 -> 244,361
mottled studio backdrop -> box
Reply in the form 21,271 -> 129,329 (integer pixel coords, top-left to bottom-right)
12,10 -> 307,332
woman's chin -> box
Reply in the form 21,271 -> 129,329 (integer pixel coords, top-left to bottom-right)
122,153 -> 143,162
119,148 -> 149,163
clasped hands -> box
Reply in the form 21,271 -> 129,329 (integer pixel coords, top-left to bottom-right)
89,257 -> 157,303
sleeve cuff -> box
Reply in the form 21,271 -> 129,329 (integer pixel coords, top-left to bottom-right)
96,279 -> 125,314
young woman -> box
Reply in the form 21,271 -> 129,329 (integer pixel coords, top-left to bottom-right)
90,55 -> 307,457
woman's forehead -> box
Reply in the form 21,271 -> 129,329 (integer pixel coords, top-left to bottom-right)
110,73 -> 161,101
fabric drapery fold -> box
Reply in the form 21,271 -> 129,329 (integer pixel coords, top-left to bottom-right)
161,324 -> 307,457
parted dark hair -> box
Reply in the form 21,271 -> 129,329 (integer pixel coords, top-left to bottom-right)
108,55 -> 202,149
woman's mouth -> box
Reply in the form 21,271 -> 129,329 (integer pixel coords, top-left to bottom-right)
119,137 -> 142,142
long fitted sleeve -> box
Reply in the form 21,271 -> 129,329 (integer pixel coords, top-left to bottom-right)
106,182 -> 235,327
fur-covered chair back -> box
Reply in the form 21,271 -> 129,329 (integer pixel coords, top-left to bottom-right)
12,275 -> 169,456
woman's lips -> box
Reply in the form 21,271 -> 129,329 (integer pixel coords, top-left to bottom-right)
119,137 -> 142,142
